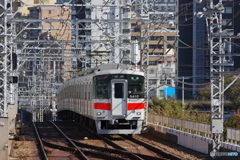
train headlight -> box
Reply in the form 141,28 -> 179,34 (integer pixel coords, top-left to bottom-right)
136,112 -> 141,115
97,112 -> 102,116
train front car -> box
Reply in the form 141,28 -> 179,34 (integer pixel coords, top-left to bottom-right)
93,68 -> 145,134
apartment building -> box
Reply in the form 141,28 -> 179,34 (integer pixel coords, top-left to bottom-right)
27,5 -> 72,82
132,0 -> 178,99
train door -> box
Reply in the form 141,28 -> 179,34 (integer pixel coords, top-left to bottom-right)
111,80 -> 127,116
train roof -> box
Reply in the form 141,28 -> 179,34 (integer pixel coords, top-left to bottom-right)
58,63 -> 145,91
76,63 -> 144,76
94,68 -> 144,76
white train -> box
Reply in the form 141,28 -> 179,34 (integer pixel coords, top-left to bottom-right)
57,63 -> 146,134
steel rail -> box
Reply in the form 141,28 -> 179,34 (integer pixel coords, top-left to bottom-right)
123,135 -> 184,160
48,121 -> 89,160
32,122 -> 48,160
71,139 -> 170,160
42,139 -> 125,160
73,122 -> 144,160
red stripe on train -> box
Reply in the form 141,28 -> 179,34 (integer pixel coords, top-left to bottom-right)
94,103 -> 111,110
94,103 -> 145,111
127,103 -> 145,110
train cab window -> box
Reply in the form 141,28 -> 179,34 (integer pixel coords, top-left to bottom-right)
114,83 -> 123,98
128,75 -> 144,98
93,75 -> 110,99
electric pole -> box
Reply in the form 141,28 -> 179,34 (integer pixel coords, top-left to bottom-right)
196,0 -> 238,157
0,0 -> 15,117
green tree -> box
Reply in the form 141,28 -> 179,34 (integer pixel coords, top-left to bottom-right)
224,77 -> 240,109
149,97 -> 210,123
197,78 -> 240,109
197,85 -> 210,100
224,114 -> 240,128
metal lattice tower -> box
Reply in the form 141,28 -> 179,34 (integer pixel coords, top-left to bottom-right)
202,0 -> 236,156
207,4 -> 225,155
0,0 -> 15,117
140,3 -> 149,130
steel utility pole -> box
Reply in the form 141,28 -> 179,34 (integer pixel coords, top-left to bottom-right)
0,0 -> 15,117
198,0 -> 235,157
206,0 -> 225,156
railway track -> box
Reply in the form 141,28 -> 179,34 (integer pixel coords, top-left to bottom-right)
34,121 -> 128,160
32,121 -> 183,160
76,122 -> 183,160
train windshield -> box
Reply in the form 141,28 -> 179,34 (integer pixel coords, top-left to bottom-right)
93,74 -> 144,99
93,75 -> 111,99
128,75 -> 144,98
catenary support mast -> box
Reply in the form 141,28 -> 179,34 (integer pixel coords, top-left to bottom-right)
202,0 -> 235,157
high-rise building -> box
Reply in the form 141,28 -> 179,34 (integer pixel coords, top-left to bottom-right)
71,0 -> 132,68
178,0 -> 240,99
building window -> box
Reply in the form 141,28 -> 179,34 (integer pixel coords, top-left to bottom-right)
149,61 -> 157,65
167,6 -> 175,12
49,10 -> 51,14
157,6 -> 163,11
133,27 -> 141,32
154,53 -> 164,56
160,79 -> 165,84
149,79 -> 157,84
169,0 -> 175,3
85,31 -> 91,36
222,19 -> 232,26
150,36 -> 163,40
224,7 -> 232,13
167,79 -> 171,85
149,45 -> 163,49
167,36 -> 175,41
131,36 -> 140,40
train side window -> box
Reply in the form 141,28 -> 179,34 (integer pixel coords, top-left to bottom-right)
79,84 -> 81,99
74,85 -> 76,99
88,84 -> 90,101
72,85 -> 74,98
85,85 -> 87,100
80,85 -> 82,99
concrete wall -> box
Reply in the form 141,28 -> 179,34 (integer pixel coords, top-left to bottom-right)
0,117 -> 9,160
8,105 -> 17,136
147,123 -> 240,160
